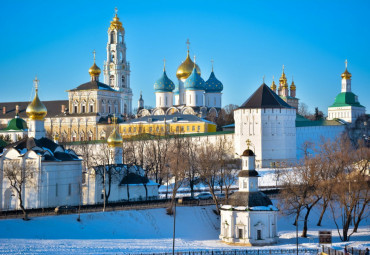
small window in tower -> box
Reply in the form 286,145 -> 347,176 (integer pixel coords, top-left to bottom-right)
108,106 -> 111,113
110,75 -> 115,86
122,75 -> 126,87
238,228 -> 243,239
90,105 -> 93,113
82,106 -> 86,113
74,106 -> 78,113
110,32 -> 115,43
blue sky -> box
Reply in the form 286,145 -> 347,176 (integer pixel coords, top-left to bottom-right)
0,0 -> 369,114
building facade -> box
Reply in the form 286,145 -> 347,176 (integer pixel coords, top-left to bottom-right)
327,61 -> 366,123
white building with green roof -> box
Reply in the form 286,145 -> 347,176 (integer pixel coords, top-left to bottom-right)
328,61 -> 366,123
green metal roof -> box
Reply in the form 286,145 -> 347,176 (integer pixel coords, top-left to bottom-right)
4,115 -> 27,131
295,114 -> 343,127
329,92 -> 365,108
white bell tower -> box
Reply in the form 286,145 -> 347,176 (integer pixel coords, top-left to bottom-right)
103,8 -> 133,116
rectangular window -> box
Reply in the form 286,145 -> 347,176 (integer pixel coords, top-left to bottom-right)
90,105 -> 93,112
197,126 -> 200,131
257,230 -> 262,240
82,106 -> 86,113
108,106 -> 111,113
68,183 -> 72,196
192,126 -> 195,131
56,183 -> 58,197
238,228 -> 243,239
74,106 -> 78,113
187,126 -> 189,131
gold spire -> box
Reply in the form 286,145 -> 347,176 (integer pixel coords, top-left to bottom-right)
341,59 -> 352,79
176,39 -> 201,80
163,57 -> 166,72
279,64 -> 288,88
211,59 -> 214,72
109,7 -> 124,31
290,75 -> 296,90
26,76 -> 47,121
107,115 -> 123,147
271,75 -> 276,91
89,50 -> 101,78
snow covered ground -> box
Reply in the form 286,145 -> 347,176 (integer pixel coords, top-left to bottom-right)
0,202 -> 369,254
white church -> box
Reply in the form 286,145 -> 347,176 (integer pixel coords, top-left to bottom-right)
0,78 -> 83,211
220,141 -> 278,245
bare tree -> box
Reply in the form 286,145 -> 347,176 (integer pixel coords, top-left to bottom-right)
3,159 -> 36,220
198,141 -> 222,214
166,134 -> 189,215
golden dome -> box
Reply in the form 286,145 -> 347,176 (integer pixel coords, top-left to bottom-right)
176,50 -> 201,80
271,79 -> 276,91
109,14 -> 124,32
107,117 -> 123,147
279,65 -> 288,88
89,62 -> 101,77
341,68 -> 352,79
290,80 -> 296,90
26,79 -> 47,121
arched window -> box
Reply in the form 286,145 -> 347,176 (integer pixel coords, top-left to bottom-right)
111,50 -> 115,62
110,75 -> 115,86
110,32 -> 115,43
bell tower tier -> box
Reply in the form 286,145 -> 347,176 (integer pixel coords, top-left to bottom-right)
103,8 -> 132,116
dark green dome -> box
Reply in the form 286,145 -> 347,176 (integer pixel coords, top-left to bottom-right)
5,115 -> 28,131
330,92 -> 364,108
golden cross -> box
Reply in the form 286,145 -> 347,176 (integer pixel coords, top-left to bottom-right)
115,7 -> 118,15
193,55 -> 196,64
282,64 -> 285,73
292,75 -> 294,82
211,59 -> 214,72
33,76 -> 39,91
246,139 -> 251,149
163,57 -> 166,71
345,59 -> 348,69
92,49 -> 96,63
272,75 -> 274,81
186,38 -> 190,50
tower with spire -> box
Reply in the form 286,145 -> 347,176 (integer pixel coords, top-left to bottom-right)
328,60 -> 366,123
26,77 -> 47,139
276,65 -> 299,109
219,140 -> 278,245
107,115 -> 123,164
137,91 -> 144,113
103,8 -> 132,115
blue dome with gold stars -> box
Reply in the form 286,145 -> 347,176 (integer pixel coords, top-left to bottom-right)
205,71 -> 223,92
184,67 -> 205,91
154,71 -> 175,93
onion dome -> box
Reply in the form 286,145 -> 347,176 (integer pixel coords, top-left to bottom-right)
108,11 -> 124,32
341,60 -> 352,79
290,79 -> 296,91
26,77 -> 47,121
271,78 -> 277,91
204,71 -> 223,93
279,65 -> 288,88
154,69 -> 175,93
184,66 -> 205,90
176,50 -> 201,80
89,63 -> 101,77
5,114 -> 27,131
107,117 -> 123,147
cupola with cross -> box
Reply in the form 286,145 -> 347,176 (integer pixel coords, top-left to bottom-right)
103,7 -> 132,115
